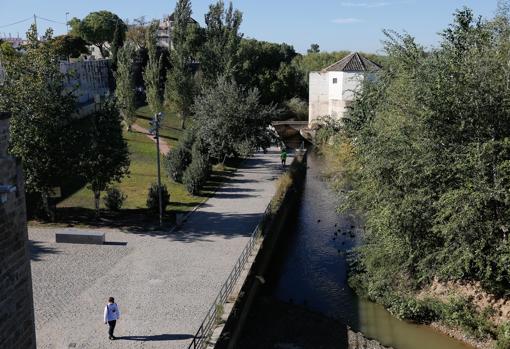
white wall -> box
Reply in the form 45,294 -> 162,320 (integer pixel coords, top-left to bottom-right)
328,71 -> 343,101
342,72 -> 364,101
308,72 -> 329,126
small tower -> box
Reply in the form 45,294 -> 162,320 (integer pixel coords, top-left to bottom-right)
308,52 -> 381,126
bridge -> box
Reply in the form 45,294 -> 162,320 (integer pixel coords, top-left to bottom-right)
271,120 -> 315,147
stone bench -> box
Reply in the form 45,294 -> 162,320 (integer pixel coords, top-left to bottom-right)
55,229 -> 105,245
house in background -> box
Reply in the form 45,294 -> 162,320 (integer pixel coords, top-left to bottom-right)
308,52 -> 381,126
158,12 -> 198,49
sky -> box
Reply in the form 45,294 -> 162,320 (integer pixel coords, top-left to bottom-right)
0,0 -> 501,54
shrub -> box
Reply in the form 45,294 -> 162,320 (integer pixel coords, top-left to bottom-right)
103,187 -> 126,211
496,322 -> 510,349
284,97 -> 308,120
183,153 -> 210,195
387,297 -> 440,323
146,183 -> 170,213
164,145 -> 191,182
439,297 -> 496,340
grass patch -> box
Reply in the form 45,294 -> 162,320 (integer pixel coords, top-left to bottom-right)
30,106 -> 240,228
134,105 -> 183,148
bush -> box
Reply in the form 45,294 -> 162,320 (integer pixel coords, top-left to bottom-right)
439,297 -> 496,340
496,322 -> 510,349
183,153 -> 211,195
146,183 -> 170,213
284,97 -> 308,120
387,297 -> 440,323
164,145 -> 191,182
103,187 -> 126,211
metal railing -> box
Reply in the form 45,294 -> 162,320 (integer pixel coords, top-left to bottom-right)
187,204 -> 272,349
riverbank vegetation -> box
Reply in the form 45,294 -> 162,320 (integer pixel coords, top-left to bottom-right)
318,4 -> 510,348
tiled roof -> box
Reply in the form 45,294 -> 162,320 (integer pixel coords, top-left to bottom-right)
322,52 -> 381,72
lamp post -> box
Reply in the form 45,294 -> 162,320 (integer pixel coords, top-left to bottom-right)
149,112 -> 164,227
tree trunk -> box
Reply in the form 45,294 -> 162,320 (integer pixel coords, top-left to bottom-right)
94,190 -> 101,219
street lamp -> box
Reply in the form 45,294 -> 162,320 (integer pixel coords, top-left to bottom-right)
149,112 -> 164,227
0,184 -> 16,204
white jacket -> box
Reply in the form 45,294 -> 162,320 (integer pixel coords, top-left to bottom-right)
104,303 -> 120,322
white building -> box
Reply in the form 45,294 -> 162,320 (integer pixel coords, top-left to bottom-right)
308,52 -> 381,126
158,12 -> 198,50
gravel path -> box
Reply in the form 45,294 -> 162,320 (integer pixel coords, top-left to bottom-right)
30,148 -> 284,349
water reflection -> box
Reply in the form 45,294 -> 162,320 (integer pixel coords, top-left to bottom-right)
267,150 -> 473,349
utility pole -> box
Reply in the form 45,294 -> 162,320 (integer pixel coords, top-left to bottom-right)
65,12 -> 69,34
149,112 -> 164,227
33,14 -> 37,37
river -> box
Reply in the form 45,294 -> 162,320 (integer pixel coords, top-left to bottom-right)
266,150 -> 474,349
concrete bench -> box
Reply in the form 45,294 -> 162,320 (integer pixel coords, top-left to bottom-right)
55,229 -> 105,245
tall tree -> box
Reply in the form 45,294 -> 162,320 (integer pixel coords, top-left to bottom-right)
0,41 -> 78,219
307,43 -> 320,54
200,0 -> 243,82
165,0 -> 200,129
110,20 -> 126,70
69,11 -> 127,58
49,35 -> 89,59
192,77 -> 276,163
115,42 -> 137,131
79,99 -> 130,217
143,21 -> 163,114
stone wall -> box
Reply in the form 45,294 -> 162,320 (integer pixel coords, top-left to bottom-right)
0,112 -> 37,349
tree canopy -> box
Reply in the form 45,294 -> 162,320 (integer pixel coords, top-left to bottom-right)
69,11 -> 127,58
324,7 -> 510,302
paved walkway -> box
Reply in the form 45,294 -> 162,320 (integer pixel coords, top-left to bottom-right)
132,123 -> 171,155
29,149 -> 284,349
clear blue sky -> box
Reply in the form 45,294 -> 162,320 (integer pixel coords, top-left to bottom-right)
0,0 -> 500,54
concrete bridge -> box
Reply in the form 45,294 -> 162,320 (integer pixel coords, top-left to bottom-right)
271,120 -> 315,147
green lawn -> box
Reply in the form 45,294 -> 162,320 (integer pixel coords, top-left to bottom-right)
134,105 -> 184,149
48,106 -> 237,228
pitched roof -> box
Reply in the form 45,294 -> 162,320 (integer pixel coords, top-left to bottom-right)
322,52 -> 381,72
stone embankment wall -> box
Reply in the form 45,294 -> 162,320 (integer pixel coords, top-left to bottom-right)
0,112 -> 37,349
60,59 -> 112,117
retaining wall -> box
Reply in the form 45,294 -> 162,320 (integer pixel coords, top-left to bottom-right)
0,112 -> 37,349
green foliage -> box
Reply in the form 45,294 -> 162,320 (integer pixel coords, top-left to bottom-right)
146,183 -> 170,213
143,21 -> 163,114
165,0 -> 201,129
192,76 -> 276,162
307,43 -> 320,54
183,150 -> 211,195
49,35 -> 89,58
164,143 -> 192,182
0,41 -> 78,217
110,20 -> 126,70
439,298 -> 495,339
78,99 -> 130,215
115,43 -> 137,130
387,297 -> 441,324
496,322 -> 510,349
339,6 -> 510,306
69,11 -> 127,58
103,187 -> 127,211
235,39 -> 305,104
200,0 -> 243,82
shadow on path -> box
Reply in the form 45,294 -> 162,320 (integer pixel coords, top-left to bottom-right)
118,334 -> 193,341
30,241 -> 60,261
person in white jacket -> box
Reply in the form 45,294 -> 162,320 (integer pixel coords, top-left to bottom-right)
104,297 -> 120,340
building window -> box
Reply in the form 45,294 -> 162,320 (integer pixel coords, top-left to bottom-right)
332,78 -> 338,84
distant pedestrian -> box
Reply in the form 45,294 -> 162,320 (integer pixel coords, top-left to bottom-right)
280,148 -> 288,167
104,297 -> 120,340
